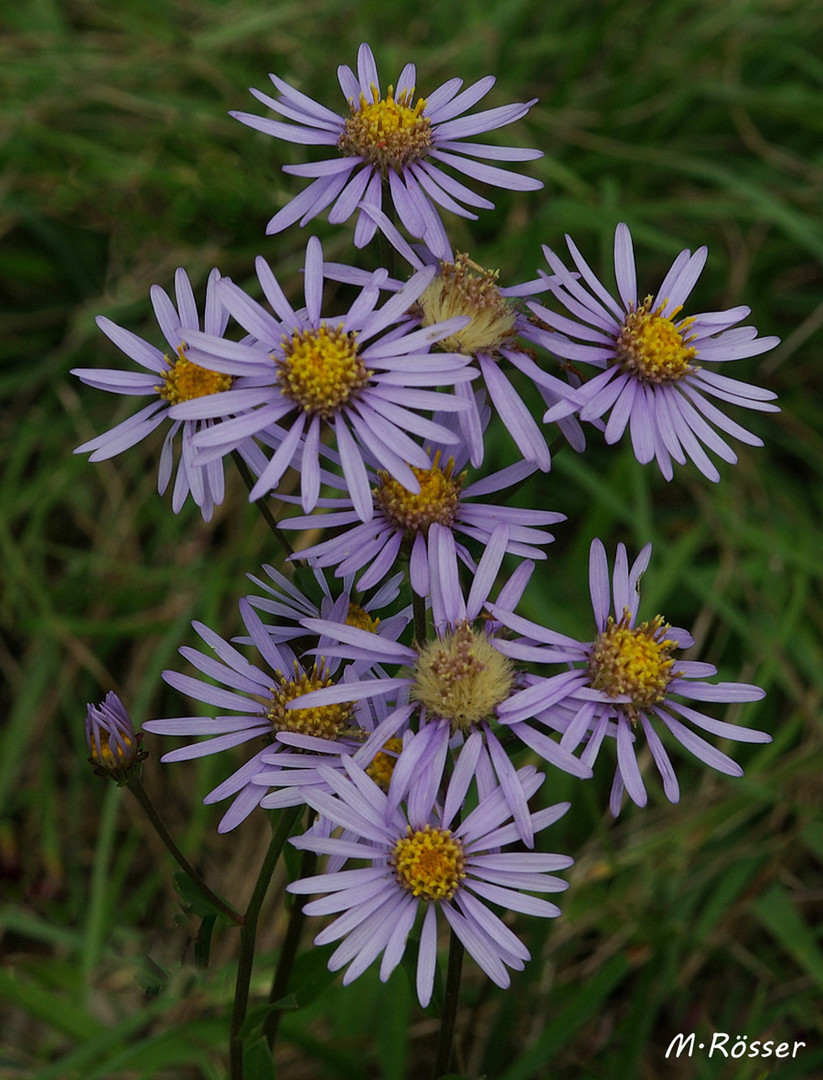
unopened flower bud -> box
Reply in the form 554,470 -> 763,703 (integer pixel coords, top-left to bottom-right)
85,691 -> 147,783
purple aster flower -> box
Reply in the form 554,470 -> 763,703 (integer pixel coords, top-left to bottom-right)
85,691 -> 147,783
243,563 -> 409,649
279,401 -> 565,597
530,223 -> 780,482
143,594 -> 407,832
232,42 -> 543,258
324,206 -> 588,470
173,236 -> 476,522
285,523 -> 592,845
489,538 -> 771,814
287,754 -> 572,1006
73,269 -> 266,521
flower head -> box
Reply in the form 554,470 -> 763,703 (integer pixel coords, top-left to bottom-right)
323,207 -> 588,470
233,43 -> 543,257
530,223 -> 780,482
142,590 -> 406,832
73,269 -> 266,521
287,755 -> 572,1006
490,539 -> 771,813
173,237 -> 475,522
85,692 -> 147,783
280,406 -> 564,598
286,524 -> 591,845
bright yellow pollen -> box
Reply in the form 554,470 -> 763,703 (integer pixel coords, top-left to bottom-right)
375,450 -> 464,535
366,737 -> 403,791
339,84 -> 432,173
412,621 -> 514,733
588,609 -> 681,719
346,603 -> 379,633
392,824 -> 465,901
268,661 -> 354,739
157,344 -> 233,404
276,324 -> 369,417
615,297 -> 698,384
417,254 -> 517,355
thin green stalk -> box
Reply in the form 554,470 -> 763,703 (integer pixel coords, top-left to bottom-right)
263,845 -> 318,1049
432,926 -> 465,1079
413,588 -> 428,646
231,450 -> 295,558
126,777 -> 242,926
229,804 -> 302,1079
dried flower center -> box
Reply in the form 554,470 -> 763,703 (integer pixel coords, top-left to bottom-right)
375,451 -> 464,535
418,254 -> 517,354
412,621 -> 514,733
366,737 -> 403,791
615,297 -> 697,384
346,602 -> 379,633
338,85 -> 432,173
392,824 -> 465,901
276,325 -> 369,417
268,661 -> 354,739
587,609 -> 679,718
157,345 -> 234,403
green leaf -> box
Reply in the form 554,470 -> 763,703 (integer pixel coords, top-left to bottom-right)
243,1037 -> 277,1080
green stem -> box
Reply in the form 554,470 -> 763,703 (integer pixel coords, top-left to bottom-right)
231,450 -> 295,558
432,926 -> 465,1079
229,804 -> 302,1079
263,845 -> 318,1049
126,777 -> 242,926
412,588 -> 428,646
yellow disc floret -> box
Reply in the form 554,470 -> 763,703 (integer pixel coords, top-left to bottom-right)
588,608 -> 681,719
375,451 -> 464,535
365,737 -> 403,791
346,602 -> 379,633
615,297 -> 698,384
417,254 -> 517,355
392,824 -> 465,901
158,344 -> 234,404
268,661 -> 354,739
412,621 -> 515,733
338,84 -> 432,173
276,324 -> 369,417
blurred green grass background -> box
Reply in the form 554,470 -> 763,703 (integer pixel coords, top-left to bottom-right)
1,0 -> 821,1077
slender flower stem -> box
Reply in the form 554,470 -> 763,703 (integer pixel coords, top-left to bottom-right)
229,804 -> 302,1080
432,926 -> 465,1079
263,844 -> 318,1049
413,589 -> 428,646
126,777 -> 242,926
231,450 -> 295,558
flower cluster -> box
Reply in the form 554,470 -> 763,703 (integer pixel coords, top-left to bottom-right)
76,43 -> 775,1007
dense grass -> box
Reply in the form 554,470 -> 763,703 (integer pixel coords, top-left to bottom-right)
2,0 -> 822,1077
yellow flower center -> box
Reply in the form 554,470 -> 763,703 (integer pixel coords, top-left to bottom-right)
346,602 -> 379,633
392,824 -> 465,901
365,737 -> 403,791
276,325 -> 369,417
417,254 -> 517,355
374,451 -> 464,535
338,84 -> 432,173
587,609 -> 680,718
615,297 -> 697,384
89,734 -> 134,770
268,661 -> 354,739
157,345 -> 234,403
412,621 -> 514,733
